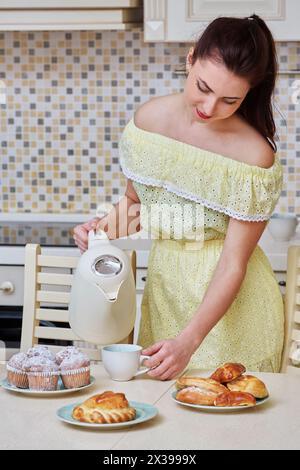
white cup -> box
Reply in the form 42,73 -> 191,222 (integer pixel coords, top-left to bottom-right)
101,344 -> 151,381
268,213 -> 299,241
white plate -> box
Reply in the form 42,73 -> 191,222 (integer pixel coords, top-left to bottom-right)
171,391 -> 270,411
0,376 -> 95,397
57,400 -> 158,429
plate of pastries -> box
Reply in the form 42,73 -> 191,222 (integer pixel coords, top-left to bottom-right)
173,363 -> 270,411
56,391 -> 158,429
2,346 -> 95,396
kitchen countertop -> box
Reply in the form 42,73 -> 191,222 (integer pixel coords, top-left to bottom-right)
0,211 -> 300,270
0,364 -> 300,450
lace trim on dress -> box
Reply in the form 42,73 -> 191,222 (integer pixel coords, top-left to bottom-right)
121,160 -> 271,222
119,118 -> 283,223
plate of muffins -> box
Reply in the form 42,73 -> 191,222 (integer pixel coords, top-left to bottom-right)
57,390 -> 158,429
172,363 -> 270,411
1,346 -> 95,396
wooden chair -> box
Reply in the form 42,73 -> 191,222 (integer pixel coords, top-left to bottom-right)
20,244 -> 136,361
280,245 -> 300,375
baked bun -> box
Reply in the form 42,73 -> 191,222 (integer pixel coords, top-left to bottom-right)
226,375 -> 269,399
176,376 -> 228,391
210,363 -> 246,383
72,391 -> 136,424
214,391 -> 256,407
175,378 -> 228,406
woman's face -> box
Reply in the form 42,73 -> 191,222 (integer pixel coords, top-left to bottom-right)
183,53 -> 250,125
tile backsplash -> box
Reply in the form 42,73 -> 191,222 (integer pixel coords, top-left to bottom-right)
0,29 -> 299,214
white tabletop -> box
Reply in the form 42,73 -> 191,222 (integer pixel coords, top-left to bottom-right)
1,366 -> 300,450
112,369 -> 300,451
0,364 -> 174,450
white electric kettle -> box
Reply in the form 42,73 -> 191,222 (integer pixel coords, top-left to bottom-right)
69,230 -> 136,344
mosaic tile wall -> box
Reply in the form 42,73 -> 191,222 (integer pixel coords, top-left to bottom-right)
0,29 -> 299,214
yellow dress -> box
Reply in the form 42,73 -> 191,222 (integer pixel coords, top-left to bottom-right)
119,118 -> 284,372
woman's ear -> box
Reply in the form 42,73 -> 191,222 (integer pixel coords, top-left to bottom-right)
186,47 -> 194,74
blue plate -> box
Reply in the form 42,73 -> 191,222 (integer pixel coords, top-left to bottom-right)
0,376 -> 95,397
57,400 -> 158,429
172,391 -> 270,411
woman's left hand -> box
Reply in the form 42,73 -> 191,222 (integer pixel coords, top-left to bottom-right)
142,337 -> 195,381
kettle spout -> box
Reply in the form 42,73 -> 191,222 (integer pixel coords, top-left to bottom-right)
95,279 -> 124,303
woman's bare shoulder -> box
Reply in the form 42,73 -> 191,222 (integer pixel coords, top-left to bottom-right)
232,116 -> 275,169
133,94 -> 179,133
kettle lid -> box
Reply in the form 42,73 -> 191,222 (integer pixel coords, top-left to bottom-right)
92,254 -> 123,277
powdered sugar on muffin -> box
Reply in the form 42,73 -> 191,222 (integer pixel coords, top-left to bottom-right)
59,351 -> 90,372
55,346 -> 81,365
26,346 -> 55,362
23,356 -> 59,373
8,352 -> 27,371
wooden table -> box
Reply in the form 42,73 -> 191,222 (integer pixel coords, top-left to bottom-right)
1,365 -> 299,450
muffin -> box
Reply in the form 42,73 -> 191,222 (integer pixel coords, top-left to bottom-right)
26,345 -> 56,362
6,352 -> 29,389
59,351 -> 90,389
23,356 -> 60,391
55,346 -> 81,365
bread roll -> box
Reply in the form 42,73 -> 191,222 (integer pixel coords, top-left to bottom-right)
214,391 -> 256,407
210,363 -> 246,383
175,378 -> 228,406
176,375 -> 227,391
227,375 -> 269,399
72,391 -> 136,424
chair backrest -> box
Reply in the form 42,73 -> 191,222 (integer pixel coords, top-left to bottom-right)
20,244 -> 136,361
281,245 -> 300,375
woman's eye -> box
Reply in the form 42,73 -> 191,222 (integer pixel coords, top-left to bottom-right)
196,82 -> 209,93
196,81 -> 237,105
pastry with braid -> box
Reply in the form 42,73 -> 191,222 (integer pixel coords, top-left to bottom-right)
72,391 -> 136,424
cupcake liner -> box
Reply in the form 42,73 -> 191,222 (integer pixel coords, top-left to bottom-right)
6,365 -> 29,389
27,370 -> 60,391
60,366 -> 90,389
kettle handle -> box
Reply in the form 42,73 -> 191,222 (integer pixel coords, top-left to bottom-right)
88,229 -> 110,248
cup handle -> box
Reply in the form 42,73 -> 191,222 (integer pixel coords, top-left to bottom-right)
133,355 -> 152,377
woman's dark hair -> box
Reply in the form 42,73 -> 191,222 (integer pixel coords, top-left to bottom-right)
191,14 -> 278,152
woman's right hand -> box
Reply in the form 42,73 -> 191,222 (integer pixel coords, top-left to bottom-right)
73,217 -> 100,253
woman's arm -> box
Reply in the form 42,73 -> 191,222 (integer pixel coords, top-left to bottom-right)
96,179 -> 141,240
143,217 -> 268,380
73,179 -> 141,252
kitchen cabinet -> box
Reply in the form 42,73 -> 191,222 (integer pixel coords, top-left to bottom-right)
0,0 -> 142,31
0,1 -> 141,6
144,0 -> 300,42
274,271 -> 286,296
0,266 -> 24,306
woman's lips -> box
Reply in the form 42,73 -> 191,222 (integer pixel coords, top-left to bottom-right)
196,108 -> 211,120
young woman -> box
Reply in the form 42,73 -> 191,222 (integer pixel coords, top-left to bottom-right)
73,14 -> 284,380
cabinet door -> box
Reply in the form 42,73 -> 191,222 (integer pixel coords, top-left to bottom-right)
0,1 -> 140,7
0,0 -> 142,31
0,266 -> 24,306
274,271 -> 286,296
145,0 -> 299,42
